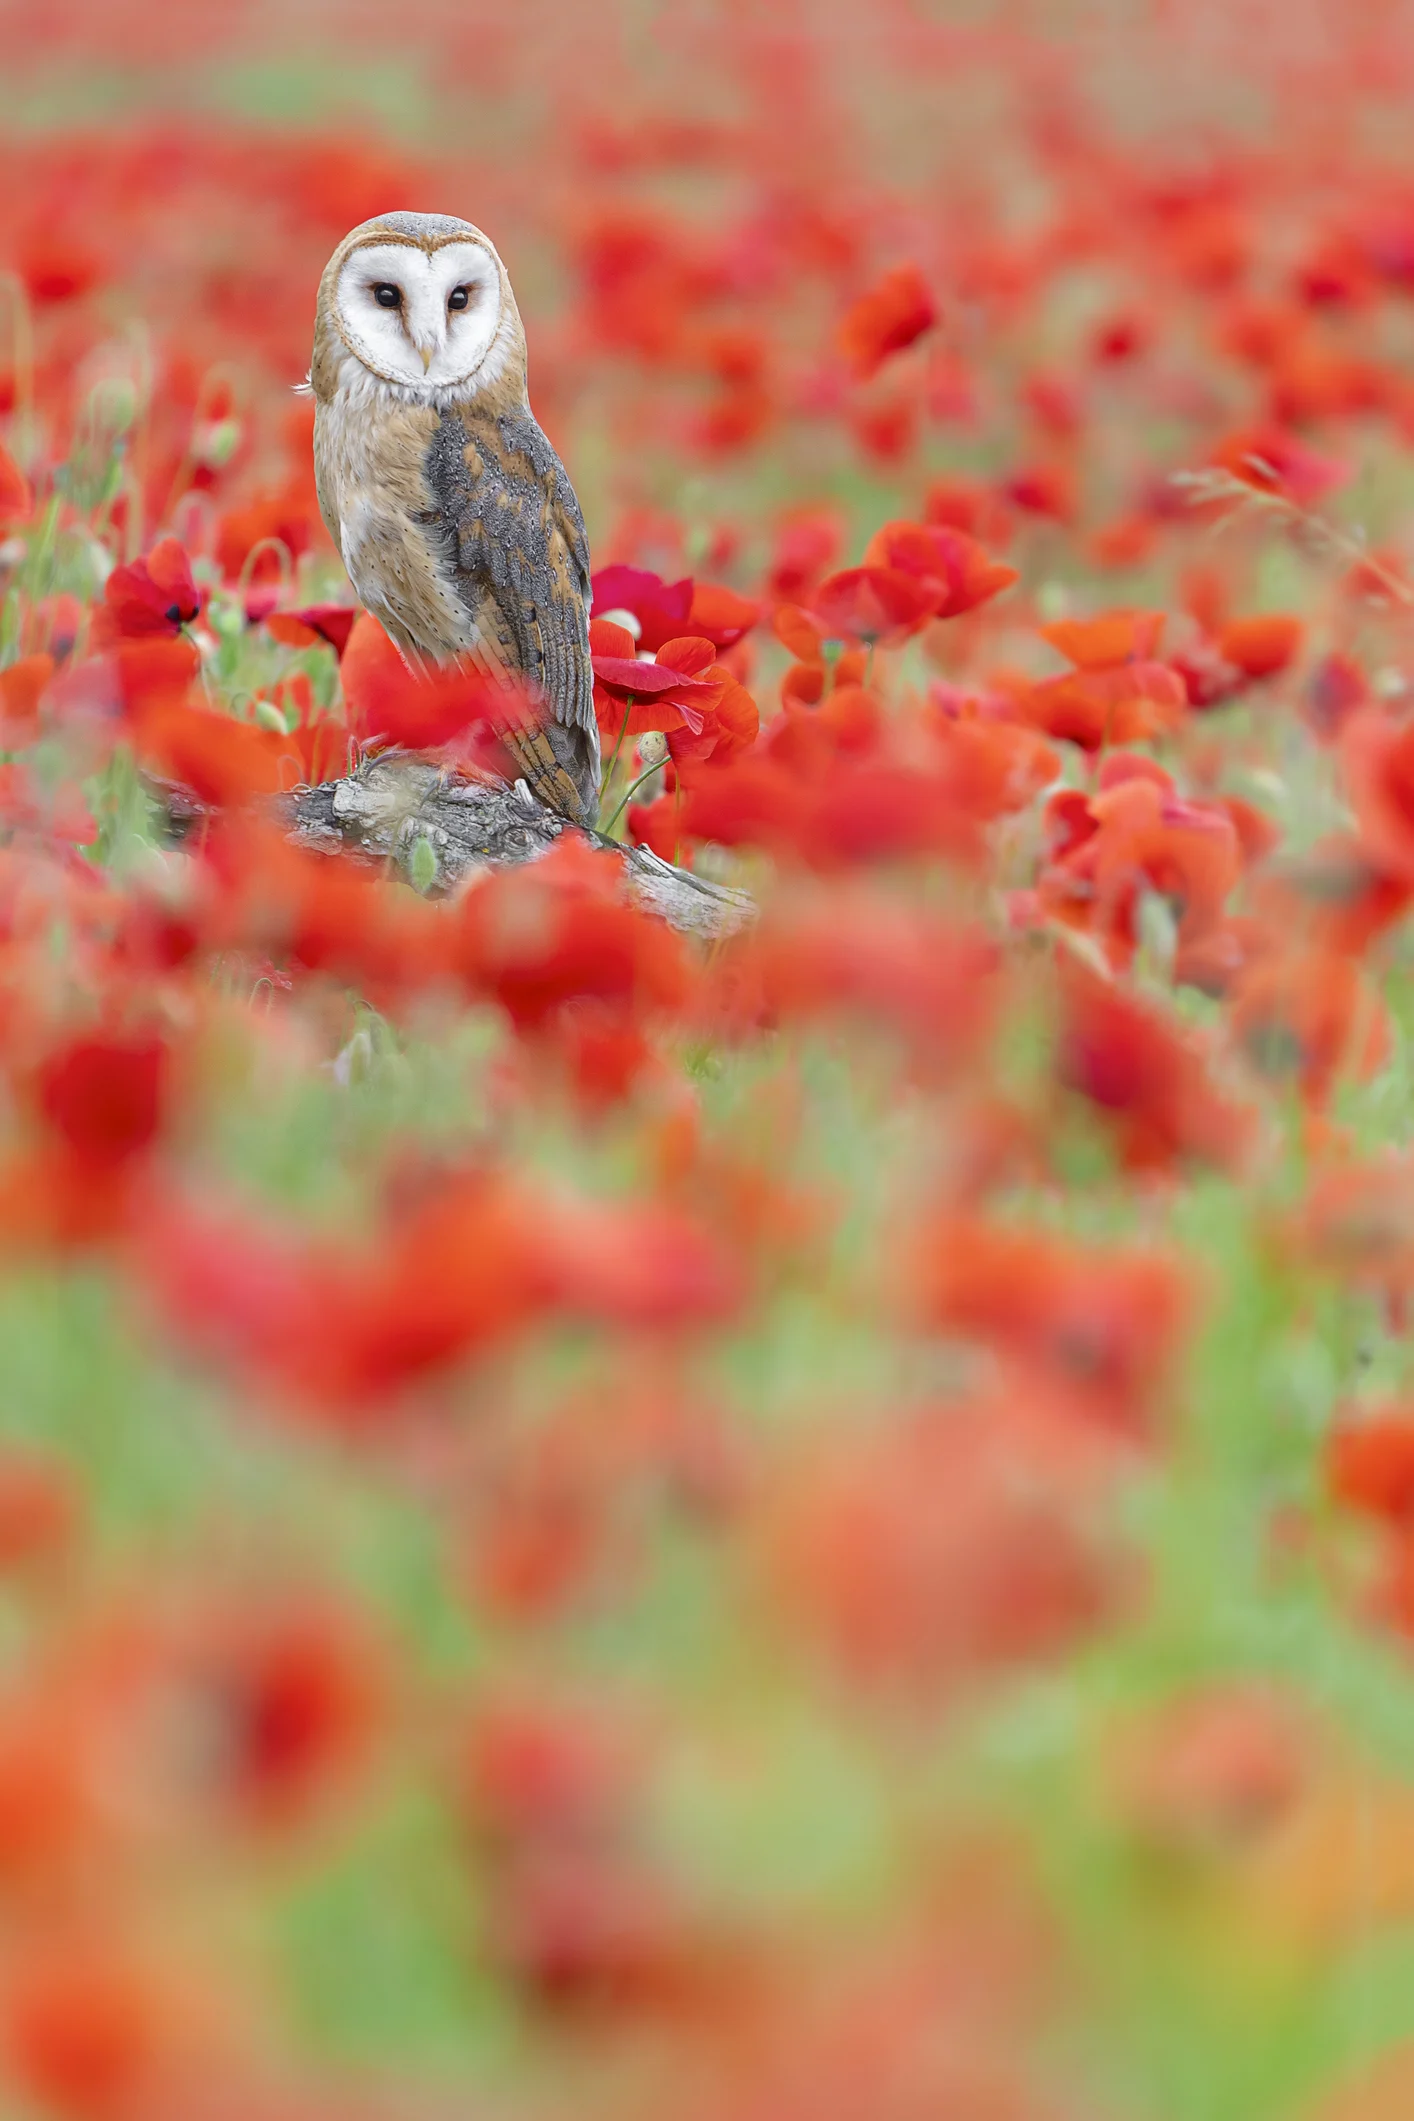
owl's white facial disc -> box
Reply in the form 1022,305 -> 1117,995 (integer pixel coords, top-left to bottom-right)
335,240 -> 505,390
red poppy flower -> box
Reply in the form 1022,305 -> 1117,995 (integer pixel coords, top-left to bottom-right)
590,621 -> 723,739
687,581 -> 759,650
1211,423 -> 1350,506
0,653 -> 54,735
1056,958 -> 1253,1172
1329,1407 -> 1414,1523
1216,614 -> 1304,679
1040,610 -> 1167,669
812,566 -> 935,646
836,263 -> 937,379
1343,708 -> 1414,881
863,521 -> 1018,620
590,564 -> 694,651
97,537 -> 202,642
263,603 -> 359,658
340,611 -> 510,758
35,1030 -> 169,1173
767,508 -> 845,602
0,440 -> 32,526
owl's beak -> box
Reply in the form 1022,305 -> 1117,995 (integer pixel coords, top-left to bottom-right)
419,345 -> 434,373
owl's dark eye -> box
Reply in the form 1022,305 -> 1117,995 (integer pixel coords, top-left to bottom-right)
372,283 -> 402,310
447,286 -> 470,312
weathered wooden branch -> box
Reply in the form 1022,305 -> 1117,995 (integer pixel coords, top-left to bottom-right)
164,757 -> 754,939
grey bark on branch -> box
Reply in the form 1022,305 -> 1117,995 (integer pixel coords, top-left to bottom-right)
269,756 -> 756,939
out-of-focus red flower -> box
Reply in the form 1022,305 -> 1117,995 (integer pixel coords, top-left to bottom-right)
591,564 -> 693,651
1305,651 -> 1370,742
1340,707 -> 1414,883
1329,1406 -> 1414,1524
0,440 -> 33,525
133,701 -> 292,808
1211,423 -> 1351,506
912,1214 -> 1194,1432
35,1031 -> 169,1173
263,603 -> 358,658
687,581 -> 759,650
812,565 -> 935,646
96,538 -> 201,643
1001,460 -> 1078,522
1034,765 -> 1242,967
713,894 -> 999,1072
767,508 -> 844,602
765,1395 -> 1121,1691
1056,958 -> 1253,1171
1024,613 -> 1187,749
1216,613 -> 1304,679
836,263 -> 937,379
1230,948 -> 1390,1108
192,1598 -> 384,1828
1113,1686 -> 1308,1853
862,520 -> 1018,619
339,610 -> 510,759
1040,610 -> 1166,668
19,232 -> 100,305
0,1448 -> 79,1571
0,652 -> 53,734
456,836 -> 691,1033
215,494 -> 312,583
3,1929 -> 201,2119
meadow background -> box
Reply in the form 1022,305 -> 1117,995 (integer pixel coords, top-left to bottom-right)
4,0 -> 1414,2116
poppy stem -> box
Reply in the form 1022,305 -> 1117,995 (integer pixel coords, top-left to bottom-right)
601,699 -> 634,802
601,760 -> 664,838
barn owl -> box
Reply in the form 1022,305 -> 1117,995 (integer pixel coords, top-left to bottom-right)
310,211 -> 599,822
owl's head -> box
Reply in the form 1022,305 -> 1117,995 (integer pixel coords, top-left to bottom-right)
315,212 -> 524,399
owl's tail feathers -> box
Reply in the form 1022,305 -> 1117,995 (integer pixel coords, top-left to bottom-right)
498,721 -> 599,828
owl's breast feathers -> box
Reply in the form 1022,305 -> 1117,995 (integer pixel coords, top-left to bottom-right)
314,380 -> 599,824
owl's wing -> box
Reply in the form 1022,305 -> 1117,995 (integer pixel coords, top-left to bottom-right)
423,407 -> 599,823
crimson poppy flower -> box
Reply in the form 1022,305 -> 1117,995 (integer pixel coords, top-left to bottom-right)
1305,651 -> 1370,742
1342,708 -> 1414,881
765,1395 -> 1119,1691
590,564 -> 694,651
863,521 -> 1018,620
0,440 -> 32,526
767,509 -> 844,602
215,494 -> 313,582
812,566 -> 935,646
263,603 -> 358,658
1230,948 -> 1389,1108
836,262 -> 937,379
97,537 -> 202,642
133,701 -> 292,807
1210,423 -> 1350,506
1329,1407 -> 1414,1523
590,621 -> 723,740
0,1447 -> 78,1571
687,581 -> 759,649
1056,958 -> 1253,1172
1216,613 -> 1304,679
3,1929 -> 200,2119
0,653 -> 53,735
650,636 -> 757,764
340,610 -> 512,759
35,1030 -> 169,1173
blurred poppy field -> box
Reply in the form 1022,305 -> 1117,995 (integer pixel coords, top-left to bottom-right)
14,0 -> 1414,2113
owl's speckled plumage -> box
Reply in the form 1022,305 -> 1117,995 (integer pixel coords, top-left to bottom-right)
311,212 -> 599,823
